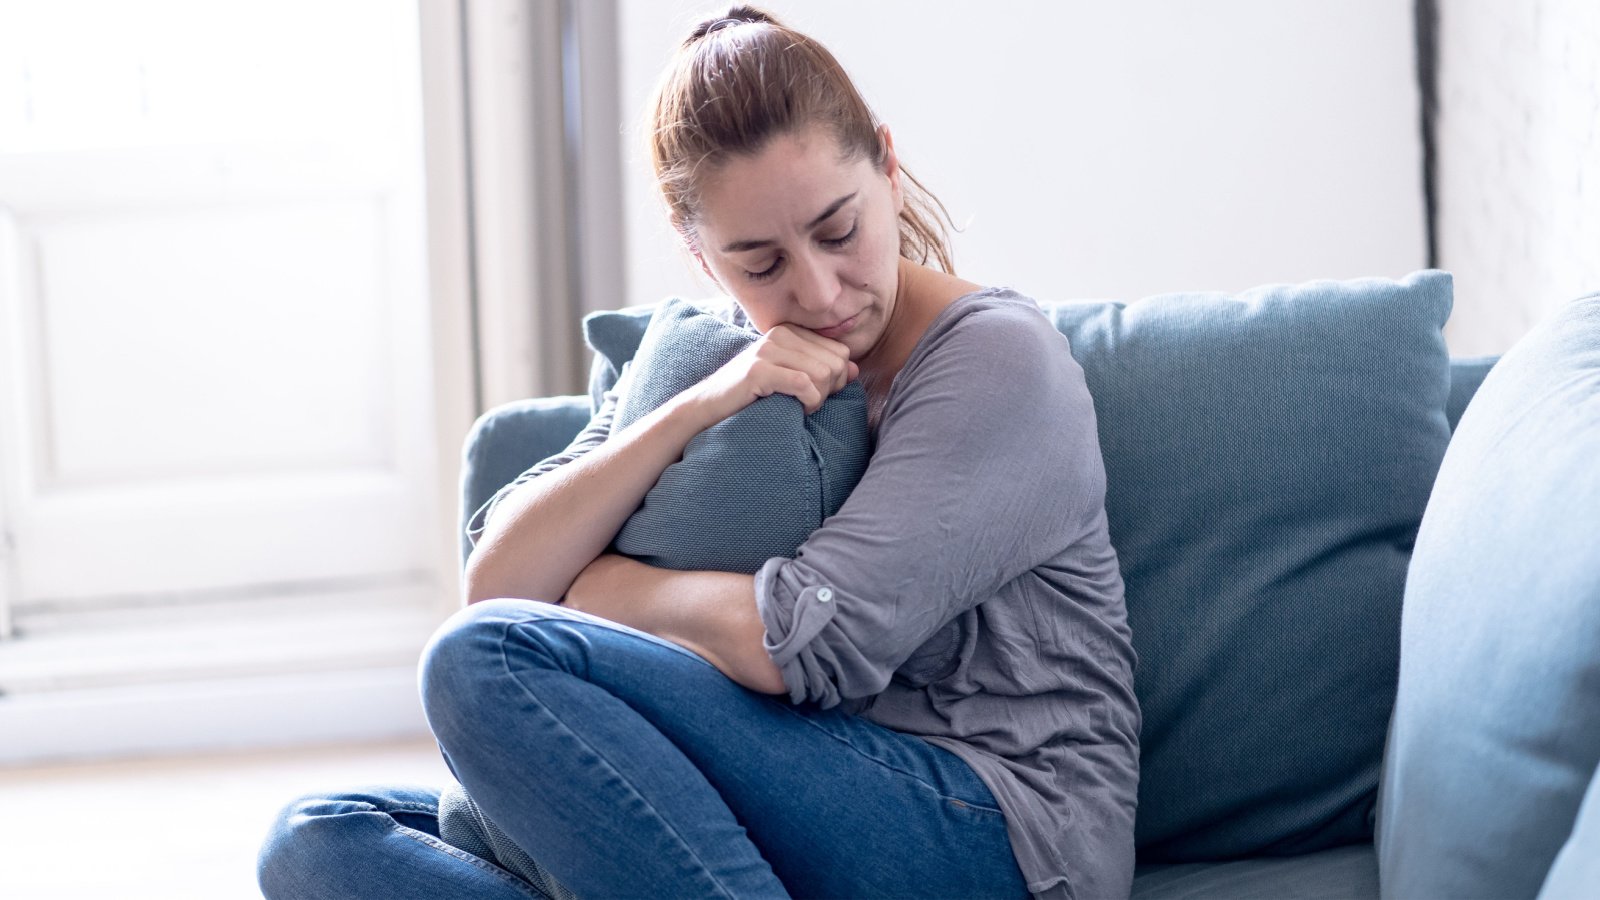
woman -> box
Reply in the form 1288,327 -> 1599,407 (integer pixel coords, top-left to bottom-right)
258,6 -> 1139,899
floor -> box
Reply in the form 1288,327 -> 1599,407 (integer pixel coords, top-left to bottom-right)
0,736 -> 454,899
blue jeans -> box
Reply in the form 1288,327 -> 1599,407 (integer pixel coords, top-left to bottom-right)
258,599 -> 1030,899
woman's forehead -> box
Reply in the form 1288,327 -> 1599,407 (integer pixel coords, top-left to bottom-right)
698,131 -> 873,239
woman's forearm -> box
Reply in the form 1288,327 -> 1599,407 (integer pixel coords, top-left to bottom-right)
565,555 -> 786,696
463,392 -> 724,605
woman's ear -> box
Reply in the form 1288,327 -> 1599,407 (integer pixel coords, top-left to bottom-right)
880,124 -> 905,215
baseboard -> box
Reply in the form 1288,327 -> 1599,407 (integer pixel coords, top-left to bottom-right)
0,665 -> 433,768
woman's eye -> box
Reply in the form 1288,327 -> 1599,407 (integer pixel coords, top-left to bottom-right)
745,260 -> 781,282
742,223 -> 856,283
823,223 -> 858,247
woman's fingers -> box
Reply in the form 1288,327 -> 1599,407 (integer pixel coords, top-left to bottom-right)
763,324 -> 855,392
688,322 -> 858,422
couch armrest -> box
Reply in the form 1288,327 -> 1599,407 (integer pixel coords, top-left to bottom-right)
457,395 -> 592,567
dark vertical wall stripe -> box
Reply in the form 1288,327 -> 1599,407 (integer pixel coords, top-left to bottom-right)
1416,0 -> 1440,268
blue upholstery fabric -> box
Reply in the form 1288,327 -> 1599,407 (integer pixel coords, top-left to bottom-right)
1132,844 -> 1377,899
1447,355 -> 1498,431
1539,761 -> 1600,899
581,298 -> 870,574
457,395 -> 592,566
1377,292 -> 1600,899
582,302 -> 656,415
1040,270 -> 1454,860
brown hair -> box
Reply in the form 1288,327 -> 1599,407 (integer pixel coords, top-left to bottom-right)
645,4 -> 957,274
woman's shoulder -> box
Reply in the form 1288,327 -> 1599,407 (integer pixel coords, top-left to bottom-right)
916,285 -> 1064,367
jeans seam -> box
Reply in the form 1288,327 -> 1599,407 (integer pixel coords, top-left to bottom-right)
494,616 -> 743,900
383,801 -> 439,815
394,824 -> 550,899
772,703 -> 1006,816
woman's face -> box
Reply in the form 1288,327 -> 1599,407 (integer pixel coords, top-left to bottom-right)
688,124 -> 906,361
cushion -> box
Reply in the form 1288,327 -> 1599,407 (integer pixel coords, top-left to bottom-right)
1132,843 -> 1377,899
1376,292 -> 1600,898
580,298 -> 870,574
1041,270 -> 1454,860
582,301 -> 656,414
1539,761 -> 1600,899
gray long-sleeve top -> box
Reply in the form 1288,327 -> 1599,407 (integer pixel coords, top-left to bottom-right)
469,287 -> 1141,900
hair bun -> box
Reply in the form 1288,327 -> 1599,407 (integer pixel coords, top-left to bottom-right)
687,4 -> 779,43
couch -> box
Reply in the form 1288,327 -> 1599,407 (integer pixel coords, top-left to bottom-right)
458,272 -> 1600,899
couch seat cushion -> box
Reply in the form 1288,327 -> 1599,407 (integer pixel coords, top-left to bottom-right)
1133,844 -> 1376,899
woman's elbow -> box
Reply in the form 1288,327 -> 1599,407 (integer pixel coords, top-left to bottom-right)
460,551 -> 493,605
753,665 -> 788,696
460,552 -> 541,606
733,644 -> 790,696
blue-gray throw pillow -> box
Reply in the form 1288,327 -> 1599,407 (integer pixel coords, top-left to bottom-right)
583,301 -> 656,414
1377,292 -> 1600,899
1040,270 -> 1454,860
581,298 -> 870,574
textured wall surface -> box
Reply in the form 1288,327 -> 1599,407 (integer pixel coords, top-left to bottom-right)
1436,0 -> 1600,354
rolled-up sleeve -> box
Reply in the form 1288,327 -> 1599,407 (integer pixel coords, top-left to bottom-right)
756,308 -> 1107,707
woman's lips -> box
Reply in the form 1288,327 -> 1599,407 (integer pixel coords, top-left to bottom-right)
814,313 -> 859,339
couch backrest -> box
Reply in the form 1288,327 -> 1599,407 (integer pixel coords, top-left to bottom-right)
464,273 -> 1465,862
1040,271 -> 1455,860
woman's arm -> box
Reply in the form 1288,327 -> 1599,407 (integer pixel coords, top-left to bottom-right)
563,554 -> 786,695
464,391 -> 723,605
752,306 -> 1110,707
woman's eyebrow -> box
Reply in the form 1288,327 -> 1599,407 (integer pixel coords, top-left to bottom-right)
719,191 -> 858,253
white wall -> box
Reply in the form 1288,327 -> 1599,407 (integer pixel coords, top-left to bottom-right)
614,1 -> 1426,309
1434,0 -> 1600,355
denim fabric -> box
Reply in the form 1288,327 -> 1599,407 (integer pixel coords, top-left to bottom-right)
1377,292 -> 1600,900
257,783 -> 546,899
260,598 -> 1029,899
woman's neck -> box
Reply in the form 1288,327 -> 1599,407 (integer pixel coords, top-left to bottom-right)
858,259 -> 983,389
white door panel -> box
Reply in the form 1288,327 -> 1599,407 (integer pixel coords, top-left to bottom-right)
0,1 -> 445,615
33,200 -> 393,483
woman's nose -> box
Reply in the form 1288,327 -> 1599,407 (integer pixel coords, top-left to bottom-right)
789,250 -> 842,314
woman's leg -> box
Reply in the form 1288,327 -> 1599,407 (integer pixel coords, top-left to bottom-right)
257,783 -> 547,900
420,598 -> 1031,900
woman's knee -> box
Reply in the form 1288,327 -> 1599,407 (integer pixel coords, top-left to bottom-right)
257,791 -> 369,898
419,599 -> 547,739
258,786 -> 443,899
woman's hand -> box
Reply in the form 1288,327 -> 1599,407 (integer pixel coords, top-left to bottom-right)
683,324 -> 859,421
